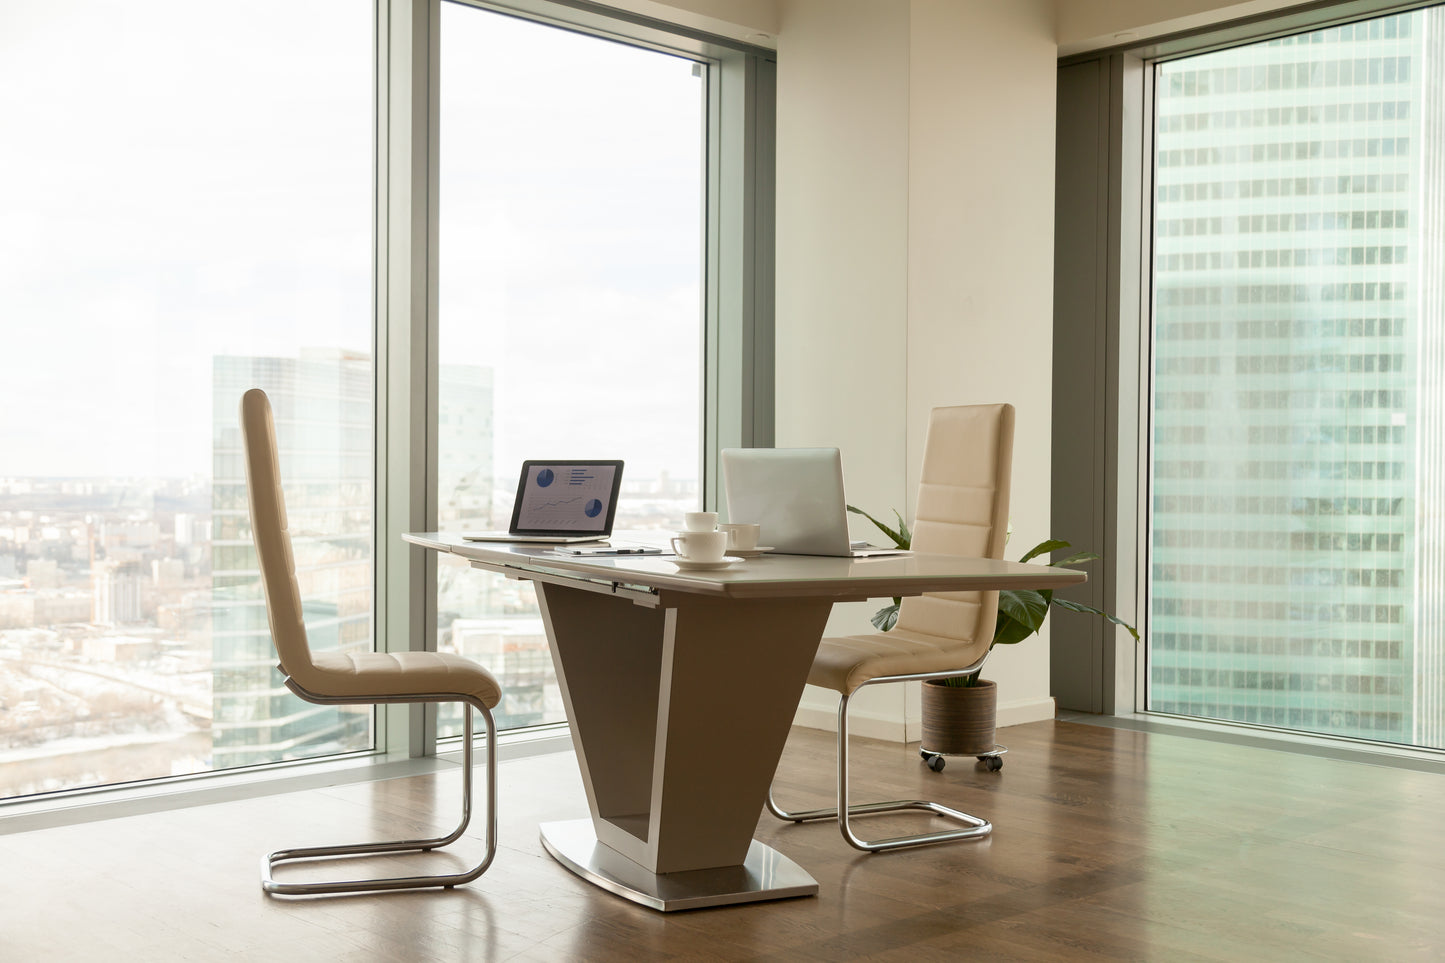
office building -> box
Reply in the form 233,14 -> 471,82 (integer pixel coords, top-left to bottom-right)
209,351 -> 374,768
211,355 -> 500,765
1150,10 -> 1445,747
93,560 -> 145,626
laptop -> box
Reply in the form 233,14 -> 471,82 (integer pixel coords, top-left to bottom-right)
720,447 -> 909,557
462,460 -> 624,543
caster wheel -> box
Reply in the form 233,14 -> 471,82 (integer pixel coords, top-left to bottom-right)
978,755 -> 1003,772
919,749 -> 946,772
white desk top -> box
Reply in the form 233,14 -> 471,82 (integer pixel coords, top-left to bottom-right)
404,531 -> 1086,601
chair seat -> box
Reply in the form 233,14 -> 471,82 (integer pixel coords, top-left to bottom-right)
294,651 -> 502,708
808,627 -> 990,695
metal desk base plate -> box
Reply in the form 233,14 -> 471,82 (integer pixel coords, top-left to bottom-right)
539,819 -> 818,912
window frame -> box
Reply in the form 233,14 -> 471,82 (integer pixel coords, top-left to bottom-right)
1053,0 -> 1444,733
376,0 -> 776,757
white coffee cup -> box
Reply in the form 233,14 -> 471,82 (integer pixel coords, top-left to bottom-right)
683,511 -> 719,532
671,529 -> 727,562
719,522 -> 760,551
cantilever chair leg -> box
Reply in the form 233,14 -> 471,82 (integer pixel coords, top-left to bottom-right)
262,685 -> 499,896
767,675 -> 992,853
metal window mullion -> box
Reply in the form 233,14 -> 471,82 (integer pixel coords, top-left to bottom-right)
702,58 -> 724,508
377,0 -> 440,759
706,51 -> 777,511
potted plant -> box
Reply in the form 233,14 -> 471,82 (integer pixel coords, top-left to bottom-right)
848,505 -> 1138,770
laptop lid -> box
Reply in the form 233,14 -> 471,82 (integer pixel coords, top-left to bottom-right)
721,447 -> 855,556
507,460 -> 624,537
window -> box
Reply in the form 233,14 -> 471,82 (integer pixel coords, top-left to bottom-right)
0,0 -> 374,798
433,3 -> 706,734
1147,8 -> 1445,748
0,0 -> 772,802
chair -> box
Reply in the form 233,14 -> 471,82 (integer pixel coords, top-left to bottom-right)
767,403 -> 1014,852
240,387 -> 503,895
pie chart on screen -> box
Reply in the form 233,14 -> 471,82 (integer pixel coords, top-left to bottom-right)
585,499 -> 603,518
536,469 -> 555,487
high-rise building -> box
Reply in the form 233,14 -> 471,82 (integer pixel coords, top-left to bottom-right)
447,618 -> 548,729
210,354 -> 498,765
1149,9 -> 1445,747
210,351 -> 373,768
93,560 -> 144,626
439,364 -> 494,532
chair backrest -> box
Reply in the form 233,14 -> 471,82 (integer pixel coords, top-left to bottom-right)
894,403 -> 1015,660
239,388 -> 315,678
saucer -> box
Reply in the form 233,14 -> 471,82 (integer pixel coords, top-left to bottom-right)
671,556 -> 744,571
728,546 -> 775,558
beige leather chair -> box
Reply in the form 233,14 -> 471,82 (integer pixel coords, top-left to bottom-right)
767,403 -> 1014,852
241,387 -> 503,895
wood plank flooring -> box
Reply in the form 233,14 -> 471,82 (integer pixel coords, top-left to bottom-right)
2,720 -> 1443,961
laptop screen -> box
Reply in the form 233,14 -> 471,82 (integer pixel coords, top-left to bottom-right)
509,460 -> 624,535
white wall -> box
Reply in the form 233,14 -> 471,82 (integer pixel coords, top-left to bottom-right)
774,0 -> 1058,740
774,0 -> 913,737
906,0 -> 1058,731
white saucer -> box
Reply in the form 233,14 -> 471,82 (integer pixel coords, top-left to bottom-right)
671,556 -> 744,571
728,546 -> 775,558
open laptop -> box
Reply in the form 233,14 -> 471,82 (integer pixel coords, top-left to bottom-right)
462,460 -> 624,543
720,447 -> 909,557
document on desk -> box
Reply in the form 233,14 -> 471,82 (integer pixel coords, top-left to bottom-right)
548,544 -> 664,557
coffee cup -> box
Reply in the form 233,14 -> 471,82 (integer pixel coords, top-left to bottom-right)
683,511 -> 719,532
719,522 -> 760,552
671,529 -> 727,562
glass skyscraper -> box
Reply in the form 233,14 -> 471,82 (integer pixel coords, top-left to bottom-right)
210,351 -> 374,768
1150,8 -> 1445,747
211,355 -> 506,762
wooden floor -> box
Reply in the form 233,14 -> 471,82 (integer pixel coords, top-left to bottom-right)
3,720 -> 1443,961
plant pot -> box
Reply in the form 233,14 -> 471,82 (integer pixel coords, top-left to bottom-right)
921,678 -> 997,756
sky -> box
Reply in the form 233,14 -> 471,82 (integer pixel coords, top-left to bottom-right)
0,0 -> 703,482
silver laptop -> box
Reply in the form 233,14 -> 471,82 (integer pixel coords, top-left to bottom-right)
720,447 -> 909,557
462,460 -> 623,543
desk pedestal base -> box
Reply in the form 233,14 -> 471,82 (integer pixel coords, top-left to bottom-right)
540,819 -> 817,912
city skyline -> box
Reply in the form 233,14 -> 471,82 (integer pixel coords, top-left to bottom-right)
0,339 -> 702,799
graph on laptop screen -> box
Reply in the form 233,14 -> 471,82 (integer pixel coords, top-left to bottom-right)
515,464 -> 618,531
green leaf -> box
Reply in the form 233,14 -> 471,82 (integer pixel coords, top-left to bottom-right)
993,588 -> 1051,646
993,608 -> 1038,646
1051,597 -> 1141,640
998,588 -> 1050,628
1018,538 -> 1071,564
1052,550 -> 1100,567
846,505 -> 911,550
870,601 -> 900,632
894,509 -> 912,548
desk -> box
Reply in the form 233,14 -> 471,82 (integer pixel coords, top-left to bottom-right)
405,532 -> 1085,911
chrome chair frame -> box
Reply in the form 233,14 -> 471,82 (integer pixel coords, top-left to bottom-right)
766,658 -> 992,853
261,679 -> 499,896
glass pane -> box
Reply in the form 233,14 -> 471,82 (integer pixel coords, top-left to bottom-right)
1149,9 -> 1444,746
0,1 -> 374,798
437,4 -> 704,734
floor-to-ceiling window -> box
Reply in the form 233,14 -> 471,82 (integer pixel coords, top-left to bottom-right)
0,0 -> 375,799
0,0 -> 771,802
1148,6 -> 1445,747
433,3 -> 706,734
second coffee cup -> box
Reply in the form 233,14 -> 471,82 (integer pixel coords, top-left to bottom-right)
719,522 -> 760,551
671,529 -> 728,562
683,511 -> 719,532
